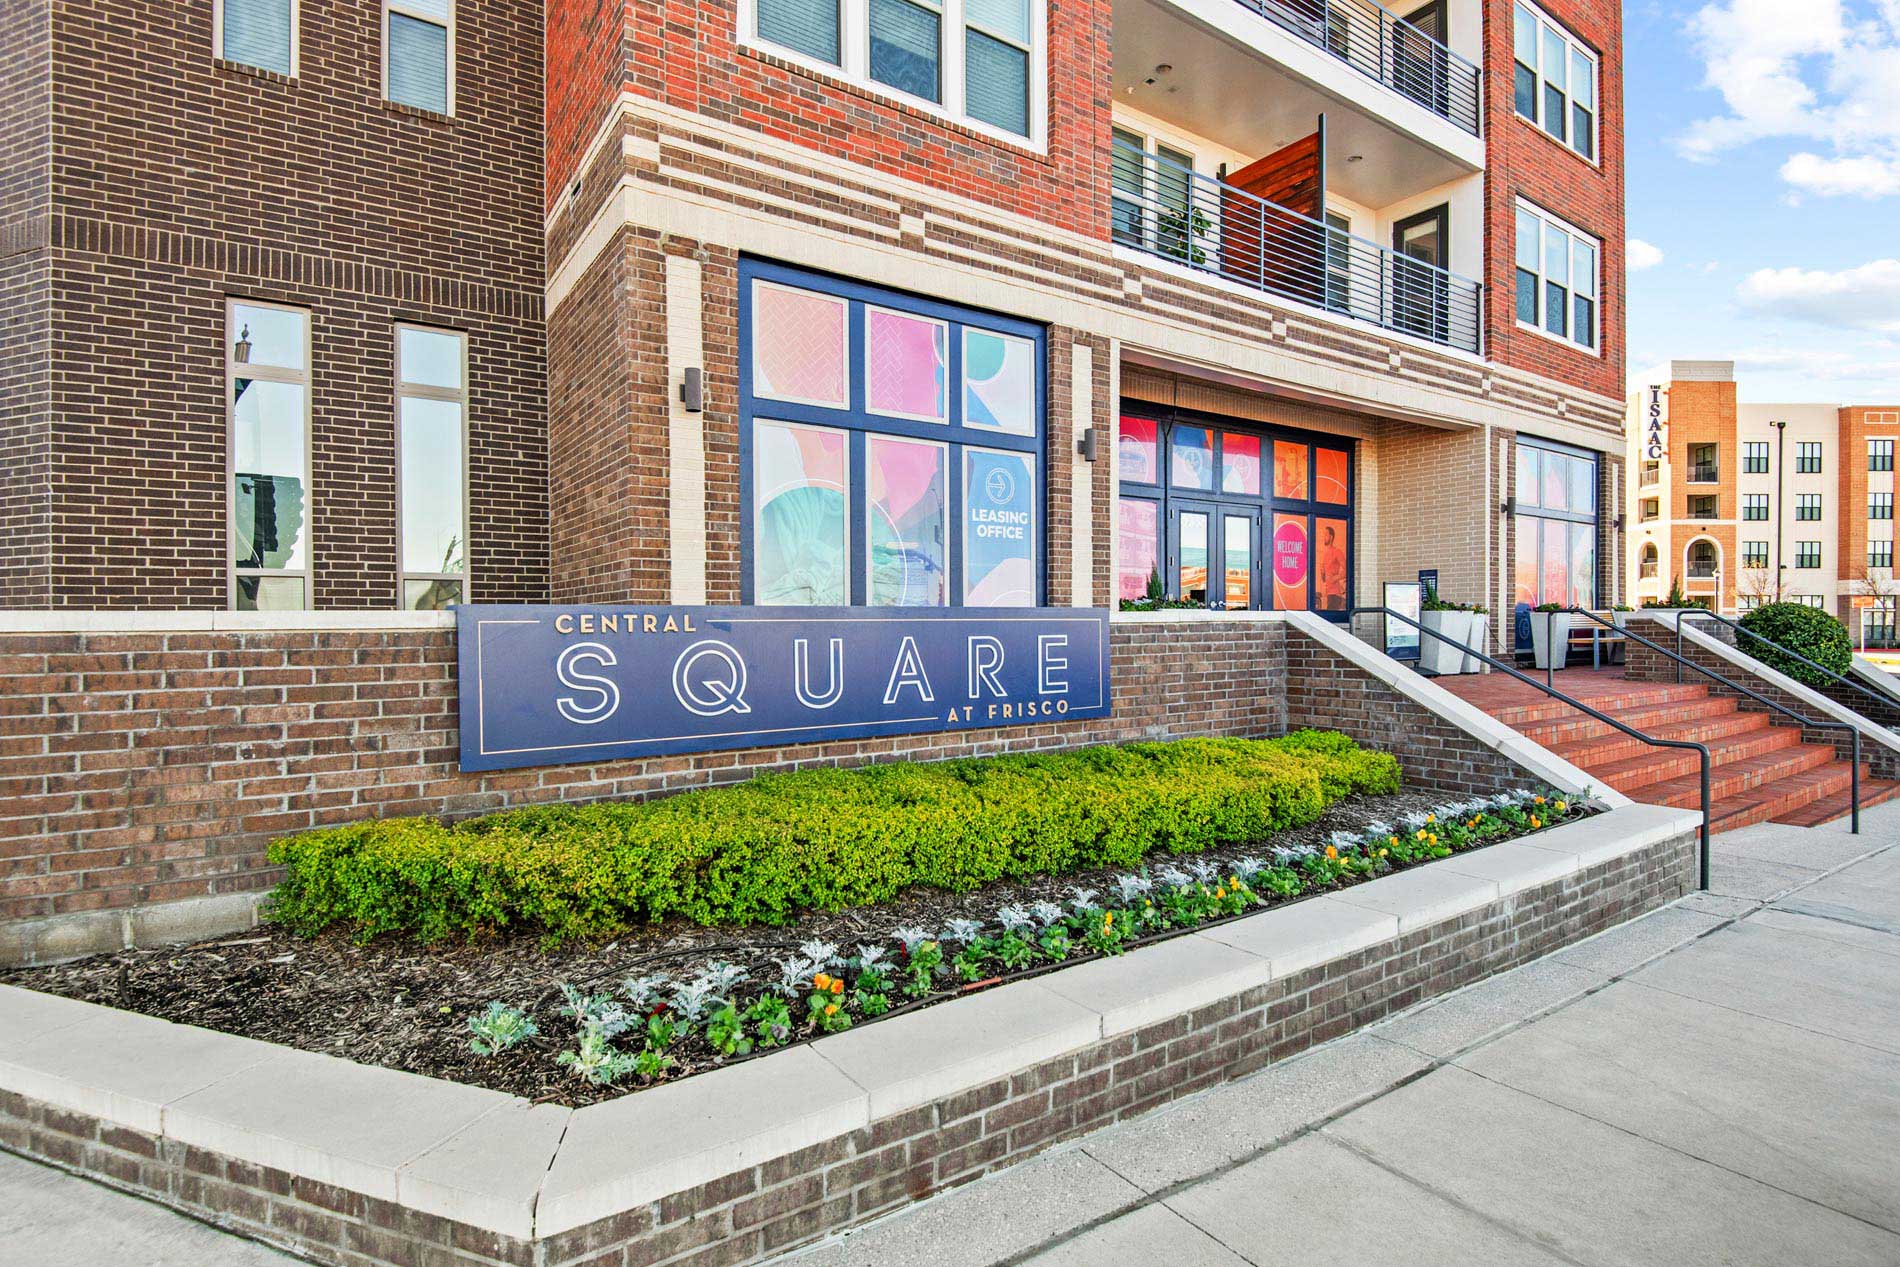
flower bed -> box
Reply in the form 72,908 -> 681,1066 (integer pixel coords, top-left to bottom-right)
5,779 -> 1593,1106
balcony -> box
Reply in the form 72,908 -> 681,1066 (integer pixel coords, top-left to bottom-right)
1231,0 -> 1481,134
1639,462 -> 1660,487
1687,464 -> 1718,484
1111,137 -> 1483,353
1686,560 -> 1720,579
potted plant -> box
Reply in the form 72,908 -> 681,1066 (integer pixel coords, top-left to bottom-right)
1419,586 -> 1474,675
1463,604 -> 1491,673
1530,602 -> 1572,670
1609,603 -> 1635,629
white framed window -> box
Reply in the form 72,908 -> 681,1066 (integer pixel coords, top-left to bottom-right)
1512,0 -> 1597,161
395,325 -> 470,609
1109,128 -> 1198,263
1514,200 -> 1600,354
385,0 -> 454,114
228,300 -> 313,611
741,0 -> 1046,145
216,0 -> 298,77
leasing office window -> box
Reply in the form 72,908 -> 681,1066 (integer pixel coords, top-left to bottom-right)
740,261 -> 1043,606
1512,0 -> 1597,160
1797,441 -> 1822,473
218,0 -> 296,75
1515,202 -> 1599,352
386,0 -> 453,114
1796,492 -> 1821,521
1743,441 -> 1769,474
229,301 -> 311,610
396,326 -> 468,609
1872,439 -> 1894,472
749,0 -> 1041,139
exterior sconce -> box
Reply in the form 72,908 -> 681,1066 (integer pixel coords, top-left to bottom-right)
680,367 -> 704,413
1078,426 -> 1100,461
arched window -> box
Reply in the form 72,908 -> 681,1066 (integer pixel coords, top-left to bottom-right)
1639,542 -> 1658,577
1687,540 -> 1719,578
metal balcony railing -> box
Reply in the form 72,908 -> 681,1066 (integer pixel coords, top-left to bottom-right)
1688,464 -> 1719,483
1639,463 -> 1660,486
1112,140 -> 1484,354
1232,0 -> 1482,135
1686,560 -> 1719,578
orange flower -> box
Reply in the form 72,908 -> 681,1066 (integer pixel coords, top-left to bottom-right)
824,1003 -> 838,1016
1534,795 -> 1546,805
814,973 -> 832,991
1324,845 -> 1339,860
830,978 -> 844,995
1104,912 -> 1114,927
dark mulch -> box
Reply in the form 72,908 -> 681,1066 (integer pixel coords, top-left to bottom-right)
3,789 -> 1571,1107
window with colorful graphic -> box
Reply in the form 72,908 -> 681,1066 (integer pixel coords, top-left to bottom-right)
1511,440 -> 1598,620
1114,410 -> 1355,618
741,261 -> 1045,607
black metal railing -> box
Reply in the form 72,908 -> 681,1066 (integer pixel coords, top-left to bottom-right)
1671,608 -> 1900,735
1356,606 -> 1711,887
1111,140 -> 1484,354
1580,608 -> 1861,836
1234,0 -> 1482,134
1686,560 -> 1719,579
1688,464 -> 1719,483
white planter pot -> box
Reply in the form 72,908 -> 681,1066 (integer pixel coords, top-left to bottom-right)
1463,614 -> 1490,672
1530,612 -> 1572,670
1419,610 -> 1473,675
1610,609 -> 1630,629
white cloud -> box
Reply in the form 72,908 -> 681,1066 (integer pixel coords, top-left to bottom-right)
1678,1 -> 1900,196
1736,258 -> 1900,330
1627,239 -> 1666,271
1730,345 -> 1900,383
1780,151 -> 1900,197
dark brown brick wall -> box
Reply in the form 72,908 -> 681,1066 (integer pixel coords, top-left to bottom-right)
2,0 -> 550,609
0,825 -> 1696,1267
0,0 -> 52,606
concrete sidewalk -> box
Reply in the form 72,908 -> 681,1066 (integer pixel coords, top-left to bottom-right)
3,808 -> 1897,1267
773,807 -> 1900,1267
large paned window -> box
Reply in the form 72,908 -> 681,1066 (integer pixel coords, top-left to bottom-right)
1109,130 -> 1195,262
1796,541 -> 1822,569
1743,493 -> 1769,521
228,300 -> 312,610
1871,540 -> 1894,570
1515,201 -> 1599,353
1873,492 -> 1894,521
1872,439 -> 1894,472
1512,440 -> 1598,622
1796,492 -> 1822,521
1512,0 -> 1597,160
1797,441 -> 1823,473
386,0 -> 454,114
1742,541 -> 1768,569
748,0 -> 1042,141
741,261 -> 1043,607
396,325 -> 468,609
218,0 -> 297,76
1117,409 -> 1352,618
1743,441 -> 1769,473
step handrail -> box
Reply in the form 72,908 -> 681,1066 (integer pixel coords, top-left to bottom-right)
1666,607 -> 1899,731
1354,606 -> 1712,888
1563,607 -> 1859,836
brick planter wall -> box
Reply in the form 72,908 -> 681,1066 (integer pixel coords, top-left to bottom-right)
0,619 -> 1291,940
0,823 -> 1699,1267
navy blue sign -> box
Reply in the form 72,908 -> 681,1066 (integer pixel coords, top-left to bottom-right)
456,606 -> 1113,772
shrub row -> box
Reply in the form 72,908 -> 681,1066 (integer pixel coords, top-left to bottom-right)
267,732 -> 1402,942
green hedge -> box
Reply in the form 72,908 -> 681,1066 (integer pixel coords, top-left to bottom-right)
1738,602 -> 1853,688
267,731 -> 1401,942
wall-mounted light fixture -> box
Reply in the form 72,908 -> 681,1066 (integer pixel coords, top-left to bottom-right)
1078,426 -> 1100,461
680,367 -> 704,413
1498,501 -> 1514,518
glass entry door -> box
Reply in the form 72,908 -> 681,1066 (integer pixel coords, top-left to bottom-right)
1170,502 -> 1262,610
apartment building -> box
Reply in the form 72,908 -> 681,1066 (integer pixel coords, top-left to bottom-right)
3,0 -> 1626,640
1628,361 -> 1900,642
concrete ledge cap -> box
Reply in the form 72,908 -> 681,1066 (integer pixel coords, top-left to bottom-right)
808,979 -> 1100,1121
538,1045 -> 867,1237
1034,933 -> 1276,1037
1327,866 -> 1501,933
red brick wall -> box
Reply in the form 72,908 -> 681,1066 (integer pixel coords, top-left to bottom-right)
544,0 -> 1115,238
0,0 -> 52,606
5,0 -> 551,609
1482,0 -> 1625,399
0,619 -> 1292,926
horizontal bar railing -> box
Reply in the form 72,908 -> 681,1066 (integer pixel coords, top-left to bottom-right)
1565,607 -> 1859,836
1671,608 -> 1900,736
1354,605 -> 1711,888
1112,140 -> 1484,354
1232,0 -> 1482,134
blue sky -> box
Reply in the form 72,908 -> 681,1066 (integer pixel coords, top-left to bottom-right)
1623,0 -> 1900,402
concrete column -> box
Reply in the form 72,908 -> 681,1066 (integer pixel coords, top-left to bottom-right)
666,254 -> 707,606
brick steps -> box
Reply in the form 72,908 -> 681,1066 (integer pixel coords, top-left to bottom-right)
1441,668 -> 1882,834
